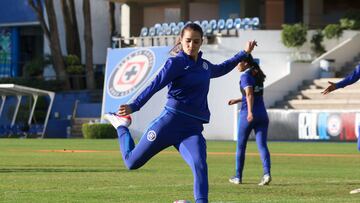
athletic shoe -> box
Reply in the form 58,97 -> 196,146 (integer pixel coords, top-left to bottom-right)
350,188 -> 360,194
103,113 -> 132,129
258,174 -> 271,186
173,200 -> 191,203
229,176 -> 242,184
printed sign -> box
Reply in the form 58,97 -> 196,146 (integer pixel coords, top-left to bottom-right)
102,46 -> 171,115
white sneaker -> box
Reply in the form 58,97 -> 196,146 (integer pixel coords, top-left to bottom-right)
258,174 -> 271,186
229,176 -> 242,184
103,113 -> 132,129
173,200 -> 191,203
350,188 -> 360,194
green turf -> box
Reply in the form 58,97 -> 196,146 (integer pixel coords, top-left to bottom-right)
0,139 -> 359,203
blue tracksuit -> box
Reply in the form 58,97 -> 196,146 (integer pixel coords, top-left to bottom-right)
116,50 -> 250,203
235,69 -> 271,180
335,64 -> 360,151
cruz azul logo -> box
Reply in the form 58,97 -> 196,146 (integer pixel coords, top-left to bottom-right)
107,49 -> 155,98
298,112 -> 359,141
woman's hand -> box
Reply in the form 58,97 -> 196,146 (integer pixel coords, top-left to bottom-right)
228,99 -> 242,105
247,112 -> 254,122
245,40 -> 258,54
117,104 -> 133,116
321,81 -> 336,95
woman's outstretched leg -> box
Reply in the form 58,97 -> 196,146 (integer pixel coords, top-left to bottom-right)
105,111 -> 174,170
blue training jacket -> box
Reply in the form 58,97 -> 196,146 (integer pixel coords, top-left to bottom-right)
336,64 -> 360,89
129,50 -> 250,123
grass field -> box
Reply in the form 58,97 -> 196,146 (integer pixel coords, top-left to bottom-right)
1,139 -> 360,203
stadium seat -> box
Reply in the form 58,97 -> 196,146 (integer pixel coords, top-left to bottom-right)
172,25 -> 180,35
149,27 -> 156,36
234,18 -> 241,29
140,27 -> 148,37
217,19 -> 225,31
177,21 -> 185,30
162,23 -> 172,35
225,18 -> 234,30
154,23 -> 163,36
200,20 -> 209,34
194,20 -> 201,26
169,22 -> 177,35
209,19 -> 217,30
242,17 -> 251,30
251,17 -> 260,29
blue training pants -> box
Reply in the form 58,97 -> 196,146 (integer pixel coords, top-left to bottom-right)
235,113 -> 271,180
116,109 -> 208,203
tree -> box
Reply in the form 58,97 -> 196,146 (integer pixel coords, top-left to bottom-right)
61,0 -> 81,60
108,1 -> 116,46
28,0 -> 71,89
83,0 -> 95,89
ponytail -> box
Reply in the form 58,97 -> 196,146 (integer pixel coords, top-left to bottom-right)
246,54 -> 266,83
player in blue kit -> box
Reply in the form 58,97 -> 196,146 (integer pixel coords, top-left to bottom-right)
228,55 -> 271,186
104,22 -> 257,203
322,63 -> 360,194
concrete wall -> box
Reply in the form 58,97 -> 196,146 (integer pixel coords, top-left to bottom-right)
312,32 -> 360,71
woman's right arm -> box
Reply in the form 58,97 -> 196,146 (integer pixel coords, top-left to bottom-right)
118,58 -> 181,115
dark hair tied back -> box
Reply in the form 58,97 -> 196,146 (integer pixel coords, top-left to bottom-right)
246,54 -> 266,82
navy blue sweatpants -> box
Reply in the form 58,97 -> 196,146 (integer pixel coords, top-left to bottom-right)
235,113 -> 271,180
116,109 -> 208,203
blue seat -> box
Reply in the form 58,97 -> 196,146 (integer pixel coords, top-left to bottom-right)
149,27 -> 156,36
140,27 -> 148,37
217,19 -> 225,31
154,23 -> 163,36
200,20 -> 209,33
162,23 -> 172,35
225,18 -> 234,30
209,19 -> 217,30
193,20 -> 201,26
177,21 -> 185,30
242,17 -> 251,30
251,17 -> 260,29
234,18 -> 242,29
172,25 -> 180,35
169,22 -> 177,35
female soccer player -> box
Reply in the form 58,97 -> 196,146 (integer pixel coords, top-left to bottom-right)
322,63 -> 360,194
104,23 -> 257,203
228,55 -> 271,186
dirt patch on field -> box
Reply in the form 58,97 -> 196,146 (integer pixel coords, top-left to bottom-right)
36,149 -> 360,158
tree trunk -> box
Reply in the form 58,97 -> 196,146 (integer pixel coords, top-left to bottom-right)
28,0 -> 71,89
109,2 -> 115,47
61,0 -> 81,60
83,0 -> 95,89
69,0 -> 82,60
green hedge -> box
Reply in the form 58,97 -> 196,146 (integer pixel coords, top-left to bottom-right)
82,123 -> 117,139
323,24 -> 343,39
281,23 -> 307,48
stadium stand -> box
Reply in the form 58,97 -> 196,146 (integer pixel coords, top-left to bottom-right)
272,55 -> 360,109
112,17 -> 261,48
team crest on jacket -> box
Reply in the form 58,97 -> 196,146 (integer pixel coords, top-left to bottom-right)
202,62 -> 208,70
147,130 -> 157,141
107,49 -> 155,98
